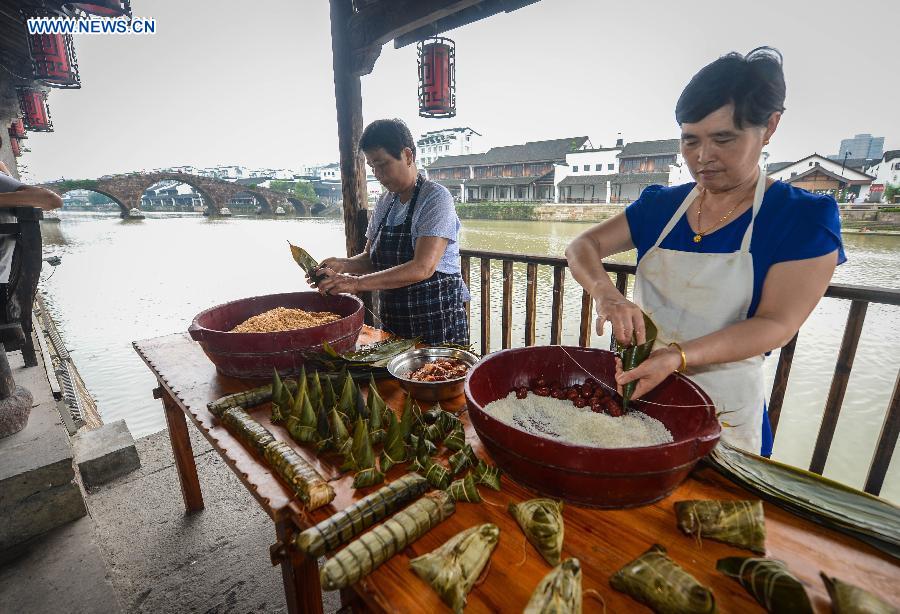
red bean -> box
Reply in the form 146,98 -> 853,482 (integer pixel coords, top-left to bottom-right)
573,398 -> 587,408
534,386 -> 550,397
515,387 -> 528,399
534,378 -> 547,388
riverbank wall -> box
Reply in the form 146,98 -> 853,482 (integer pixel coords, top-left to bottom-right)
454,201 -> 900,230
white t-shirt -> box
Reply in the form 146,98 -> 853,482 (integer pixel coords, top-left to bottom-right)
0,173 -> 23,284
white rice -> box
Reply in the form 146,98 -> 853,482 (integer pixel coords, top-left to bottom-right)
483,392 -> 673,448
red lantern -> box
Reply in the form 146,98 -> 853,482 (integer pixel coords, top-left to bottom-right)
11,138 -> 21,158
418,37 -> 456,118
18,88 -> 53,132
65,0 -> 130,17
9,120 -> 26,139
29,32 -> 80,88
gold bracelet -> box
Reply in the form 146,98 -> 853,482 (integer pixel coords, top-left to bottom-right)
668,342 -> 687,373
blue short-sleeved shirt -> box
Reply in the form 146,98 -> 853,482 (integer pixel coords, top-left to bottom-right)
365,179 -> 463,275
625,181 -> 846,318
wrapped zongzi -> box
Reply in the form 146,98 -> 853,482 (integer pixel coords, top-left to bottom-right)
675,499 -> 766,554
524,558 -> 583,614
410,523 -> 499,613
717,556 -> 811,614
820,572 -> 898,614
611,544 -> 716,614
509,498 -> 564,566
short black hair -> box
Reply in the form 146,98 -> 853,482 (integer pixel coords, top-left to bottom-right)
676,47 -> 786,128
359,118 -> 416,160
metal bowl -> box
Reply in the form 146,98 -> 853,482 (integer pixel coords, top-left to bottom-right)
386,347 -> 480,402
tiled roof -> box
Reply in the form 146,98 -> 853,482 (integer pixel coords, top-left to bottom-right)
617,139 -> 681,158
559,173 -> 618,187
428,137 -> 589,168
883,150 -> 900,163
615,172 -> 670,185
465,176 -> 542,187
766,161 -> 793,174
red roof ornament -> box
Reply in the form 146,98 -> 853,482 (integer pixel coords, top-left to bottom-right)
17,88 -> 53,132
418,37 -> 456,118
9,120 -> 27,139
28,31 -> 80,88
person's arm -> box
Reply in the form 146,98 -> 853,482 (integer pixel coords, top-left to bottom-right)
0,161 -> 12,176
565,212 -> 648,344
0,185 -> 63,210
615,251 -> 839,399
316,236 -> 448,295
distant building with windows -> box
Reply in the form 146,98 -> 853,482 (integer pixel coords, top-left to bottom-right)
417,127 -> 483,170
767,153 -> 875,201
830,133 -> 884,162
864,150 -> 900,202
427,136 -> 591,202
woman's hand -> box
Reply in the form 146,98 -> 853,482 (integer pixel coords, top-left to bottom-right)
614,348 -> 682,400
319,257 -> 351,274
315,268 -> 362,296
594,289 -> 646,346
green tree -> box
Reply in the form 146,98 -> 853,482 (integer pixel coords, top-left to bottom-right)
268,180 -> 293,193
884,183 -> 900,203
88,191 -> 114,205
293,180 -> 316,200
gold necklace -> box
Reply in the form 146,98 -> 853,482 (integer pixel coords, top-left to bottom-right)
693,189 -> 743,243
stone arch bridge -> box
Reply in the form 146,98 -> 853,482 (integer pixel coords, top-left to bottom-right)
39,172 -> 324,217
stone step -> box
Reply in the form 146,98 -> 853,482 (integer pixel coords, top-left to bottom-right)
73,420 -> 141,489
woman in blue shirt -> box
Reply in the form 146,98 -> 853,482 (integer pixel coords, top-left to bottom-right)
566,48 -> 844,454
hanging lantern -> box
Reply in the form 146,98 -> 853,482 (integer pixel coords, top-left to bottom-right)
64,0 -> 131,18
18,88 -> 54,132
28,31 -> 80,88
11,138 -> 22,158
417,36 -> 456,118
9,120 -> 27,139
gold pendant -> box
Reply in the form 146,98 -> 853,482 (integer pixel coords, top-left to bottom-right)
693,234 -> 702,243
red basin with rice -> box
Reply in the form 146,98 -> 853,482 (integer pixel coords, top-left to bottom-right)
188,291 -> 363,379
465,345 -> 721,508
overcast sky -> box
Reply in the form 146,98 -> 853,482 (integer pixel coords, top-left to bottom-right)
21,0 -> 900,182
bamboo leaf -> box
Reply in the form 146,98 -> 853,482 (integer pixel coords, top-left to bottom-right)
288,241 -> 325,283
611,544 -> 716,614
615,311 -> 658,411
717,557 -> 812,613
380,411 -> 408,472
524,559 -> 582,614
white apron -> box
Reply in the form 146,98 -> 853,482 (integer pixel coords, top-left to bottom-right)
633,169 -> 767,453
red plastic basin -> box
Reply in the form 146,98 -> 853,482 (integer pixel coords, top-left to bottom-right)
465,346 -> 721,509
188,292 -> 363,379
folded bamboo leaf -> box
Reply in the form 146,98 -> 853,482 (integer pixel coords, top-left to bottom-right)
612,544 -> 716,614
380,411 -> 408,472
271,369 -> 286,422
337,375 -> 357,422
409,434 -> 438,457
319,491 -> 455,590
410,523 -> 499,613
288,389 -> 319,444
524,558 -> 583,614
322,376 -> 336,414
330,407 -> 351,455
366,375 -> 387,444
315,402 -> 333,453
447,475 -> 482,503
350,418 -> 384,488
473,459 -> 502,491
207,378 -> 296,417
443,423 -> 466,452
820,572 -> 897,614
707,442 -> 900,560
509,498 -> 565,566
449,444 -> 476,475
262,440 -> 335,510
423,458 -> 451,490
398,394 -> 416,442
675,499 -> 766,554
221,407 -> 276,456
288,241 -> 325,283
308,369 -> 322,412
717,557 -> 811,613
615,311 -> 657,411
295,474 -> 428,558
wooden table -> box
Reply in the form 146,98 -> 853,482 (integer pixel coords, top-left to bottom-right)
134,329 -> 899,613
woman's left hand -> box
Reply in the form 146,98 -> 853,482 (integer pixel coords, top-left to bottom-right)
316,269 -> 362,296
614,347 -> 682,400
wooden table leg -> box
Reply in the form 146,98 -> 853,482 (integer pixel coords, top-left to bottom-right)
156,386 -> 204,513
274,515 -> 324,614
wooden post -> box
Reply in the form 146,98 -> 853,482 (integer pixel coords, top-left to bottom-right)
329,0 -> 369,260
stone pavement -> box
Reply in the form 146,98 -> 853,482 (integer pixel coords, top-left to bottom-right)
2,423 -> 343,613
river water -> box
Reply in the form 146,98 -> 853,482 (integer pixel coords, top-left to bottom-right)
38,212 -> 900,502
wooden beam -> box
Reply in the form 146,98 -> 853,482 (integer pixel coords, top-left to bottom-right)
394,0 -> 540,48
330,0 -> 369,260
349,0 -> 480,75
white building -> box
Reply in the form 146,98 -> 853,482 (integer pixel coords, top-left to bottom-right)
417,127 -> 483,170
767,154 -> 875,201
553,144 -> 623,203
864,150 -> 900,202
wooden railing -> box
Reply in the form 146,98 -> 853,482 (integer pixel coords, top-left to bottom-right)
460,248 -> 900,498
